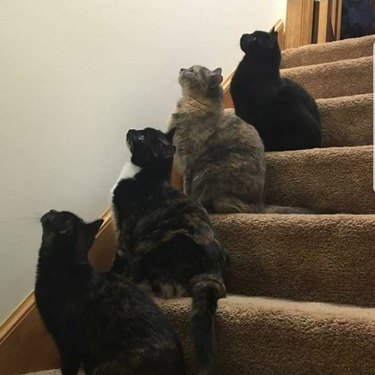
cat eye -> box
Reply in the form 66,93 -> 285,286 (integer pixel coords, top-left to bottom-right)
138,135 -> 145,141
58,221 -> 72,234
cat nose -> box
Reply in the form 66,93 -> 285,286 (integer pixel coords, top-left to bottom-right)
127,129 -> 136,141
41,209 -> 58,225
180,68 -> 186,73
48,209 -> 58,221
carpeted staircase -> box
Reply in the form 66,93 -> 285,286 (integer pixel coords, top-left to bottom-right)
23,36 -> 374,375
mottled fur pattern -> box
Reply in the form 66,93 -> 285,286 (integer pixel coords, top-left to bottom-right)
230,30 -> 321,151
169,65 -> 266,214
112,128 -> 228,375
35,210 -> 185,375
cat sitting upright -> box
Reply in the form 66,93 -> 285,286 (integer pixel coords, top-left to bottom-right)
111,127 -> 228,375
35,210 -> 185,375
169,65 -> 314,214
230,29 -> 322,151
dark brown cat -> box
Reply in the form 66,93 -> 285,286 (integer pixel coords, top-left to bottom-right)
111,128 -> 229,375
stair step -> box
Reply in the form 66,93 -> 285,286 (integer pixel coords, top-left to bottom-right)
265,145 -> 374,214
159,295 -> 375,375
281,35 -> 375,69
211,213 -> 375,307
281,56 -> 372,99
319,93 -> 372,147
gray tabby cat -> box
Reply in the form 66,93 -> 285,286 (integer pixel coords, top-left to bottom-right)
168,65 -> 312,214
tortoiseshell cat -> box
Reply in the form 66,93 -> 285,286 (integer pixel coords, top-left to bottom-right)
230,30 -> 321,151
111,128 -> 228,375
169,65 -> 313,214
35,210 -> 185,375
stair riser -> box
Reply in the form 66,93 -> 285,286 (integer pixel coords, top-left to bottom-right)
319,94 -> 372,147
265,146 -> 374,214
212,215 -> 375,307
282,56 -> 372,99
160,298 -> 375,375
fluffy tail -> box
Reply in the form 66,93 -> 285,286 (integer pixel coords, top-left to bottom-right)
190,275 -> 226,375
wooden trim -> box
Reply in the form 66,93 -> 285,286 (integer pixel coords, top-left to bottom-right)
222,73 -> 234,109
0,293 -> 35,346
273,19 -> 286,51
0,295 -> 59,375
312,1 -> 320,44
317,0 -> 343,43
88,209 -> 116,273
334,0 -> 343,40
285,0 -> 315,48
0,210 -> 116,375
317,0 -> 331,43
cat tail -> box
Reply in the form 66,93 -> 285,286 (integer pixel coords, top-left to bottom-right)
262,205 -> 336,214
190,275 -> 226,375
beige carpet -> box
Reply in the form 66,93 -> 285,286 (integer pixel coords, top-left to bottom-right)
20,36 -> 375,375
212,214 -> 375,306
318,93 -> 372,147
265,145 -> 374,214
21,296 -> 375,375
159,296 -> 375,375
282,56 -> 372,99
281,34 -> 375,68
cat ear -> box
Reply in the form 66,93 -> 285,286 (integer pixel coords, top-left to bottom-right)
75,219 -> 103,265
161,144 -> 176,159
165,128 -> 176,144
213,67 -> 222,75
209,68 -> 223,87
150,143 -> 175,160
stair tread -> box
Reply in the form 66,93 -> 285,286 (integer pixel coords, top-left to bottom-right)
281,34 -> 375,68
159,294 -> 375,321
281,55 -> 372,99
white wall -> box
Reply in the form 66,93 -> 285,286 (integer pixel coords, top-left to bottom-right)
0,0 -> 287,322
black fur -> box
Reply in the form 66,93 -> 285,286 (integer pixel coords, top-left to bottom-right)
112,128 -> 228,375
230,30 -> 322,151
35,209 -> 185,375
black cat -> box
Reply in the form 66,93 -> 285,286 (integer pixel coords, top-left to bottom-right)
111,127 -> 229,375
35,209 -> 185,375
230,29 -> 322,151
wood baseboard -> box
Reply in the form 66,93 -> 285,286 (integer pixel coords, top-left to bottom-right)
0,210 -> 116,375
285,0 -> 315,48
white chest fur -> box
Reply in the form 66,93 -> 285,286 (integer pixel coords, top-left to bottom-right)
111,161 -> 141,195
